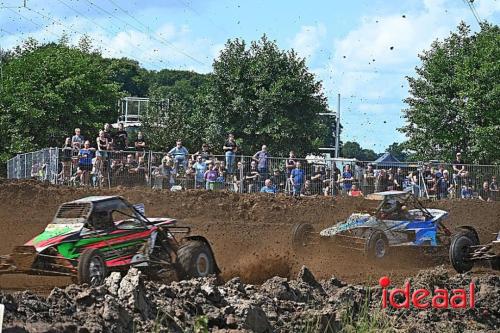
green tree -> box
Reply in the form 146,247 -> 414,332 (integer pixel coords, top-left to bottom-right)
106,57 -> 150,96
0,39 -> 120,162
203,35 -> 329,156
385,142 -> 412,162
341,141 -> 378,161
401,22 -> 500,164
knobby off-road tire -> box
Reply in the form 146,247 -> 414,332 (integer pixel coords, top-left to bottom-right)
365,230 -> 389,260
177,241 -> 215,279
449,231 -> 478,273
292,223 -> 314,250
77,248 -> 108,286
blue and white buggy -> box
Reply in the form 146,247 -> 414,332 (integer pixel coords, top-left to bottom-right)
292,191 -> 453,259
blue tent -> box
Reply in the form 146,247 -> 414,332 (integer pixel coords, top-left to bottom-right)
373,152 -> 401,166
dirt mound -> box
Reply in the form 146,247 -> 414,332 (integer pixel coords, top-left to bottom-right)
1,267 -> 499,332
0,179 -> 499,293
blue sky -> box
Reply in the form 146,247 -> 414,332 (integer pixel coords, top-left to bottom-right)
1,0 -> 499,152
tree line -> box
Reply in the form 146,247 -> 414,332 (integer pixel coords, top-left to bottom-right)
0,21 -> 498,178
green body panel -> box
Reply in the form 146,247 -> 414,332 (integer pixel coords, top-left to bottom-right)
57,239 -> 145,259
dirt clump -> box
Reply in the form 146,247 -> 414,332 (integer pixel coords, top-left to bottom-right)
1,267 -> 499,332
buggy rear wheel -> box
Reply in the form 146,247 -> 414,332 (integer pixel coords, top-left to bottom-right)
292,223 -> 314,250
449,231 -> 478,273
77,249 -> 107,286
177,240 -> 215,279
365,230 -> 389,260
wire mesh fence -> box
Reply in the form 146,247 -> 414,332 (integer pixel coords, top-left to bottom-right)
5,148 -> 500,201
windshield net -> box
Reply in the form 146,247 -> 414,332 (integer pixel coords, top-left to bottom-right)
55,203 -> 91,220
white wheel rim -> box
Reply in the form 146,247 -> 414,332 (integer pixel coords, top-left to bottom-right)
196,253 -> 210,276
375,238 -> 386,258
89,256 -> 105,285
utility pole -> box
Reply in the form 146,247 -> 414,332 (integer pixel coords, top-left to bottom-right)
335,93 -> 340,158
319,93 -> 341,158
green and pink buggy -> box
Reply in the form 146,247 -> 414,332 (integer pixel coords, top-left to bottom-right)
0,196 -> 219,286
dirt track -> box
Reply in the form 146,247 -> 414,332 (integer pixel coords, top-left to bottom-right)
0,179 -> 499,293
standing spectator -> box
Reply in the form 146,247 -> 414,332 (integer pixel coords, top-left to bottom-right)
260,179 -> 277,194
252,145 -> 271,177
290,161 -> 305,197
285,151 -> 297,176
192,143 -> 213,162
436,170 -> 452,200
71,128 -> 84,149
91,155 -> 104,187
61,137 -> 74,182
285,151 -> 297,194
452,152 -> 468,187
245,160 -> 261,193
478,181 -> 493,202
323,164 -> 341,196
223,133 -> 238,174
233,161 -> 244,192
77,141 -> 94,186
393,167 -> 406,191
386,168 -> 394,191
310,165 -> 325,195
134,132 -> 147,152
341,164 -> 354,194
184,160 -> 196,189
215,161 -> 227,189
375,169 -> 390,192
96,130 -> 110,158
363,164 -> 376,194
354,162 -> 365,184
490,176 -> 498,201
103,123 -> 114,149
153,157 -> 175,190
193,155 -> 207,189
168,140 -> 189,171
349,184 -> 364,197
204,162 -> 219,190
114,123 -> 128,151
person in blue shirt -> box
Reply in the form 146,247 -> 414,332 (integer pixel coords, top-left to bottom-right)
341,164 -> 354,193
168,140 -> 189,171
253,145 -> 271,176
260,179 -> 277,194
77,140 -> 94,186
290,161 -> 305,197
193,155 -> 207,189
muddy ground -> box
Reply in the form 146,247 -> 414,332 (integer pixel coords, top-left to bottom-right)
0,179 -> 498,294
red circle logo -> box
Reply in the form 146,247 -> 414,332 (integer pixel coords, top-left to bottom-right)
379,276 -> 391,288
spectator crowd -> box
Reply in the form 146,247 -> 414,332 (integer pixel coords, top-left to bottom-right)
39,125 -> 499,202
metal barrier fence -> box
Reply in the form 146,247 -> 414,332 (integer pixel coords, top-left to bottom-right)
5,148 -> 500,200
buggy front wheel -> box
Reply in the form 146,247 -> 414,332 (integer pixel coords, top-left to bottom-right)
365,230 -> 389,260
292,223 -> 314,250
77,249 -> 107,286
177,240 -> 216,279
449,231 -> 478,273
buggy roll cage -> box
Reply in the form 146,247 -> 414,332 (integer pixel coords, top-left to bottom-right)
373,191 -> 433,220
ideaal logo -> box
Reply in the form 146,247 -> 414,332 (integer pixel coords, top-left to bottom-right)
379,276 -> 475,309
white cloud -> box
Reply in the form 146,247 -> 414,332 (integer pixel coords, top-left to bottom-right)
0,14 -> 216,72
290,23 -> 326,59
319,0 -> 500,150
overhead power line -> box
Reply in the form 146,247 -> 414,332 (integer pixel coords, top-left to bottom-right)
94,0 -> 206,65
6,7 -> 60,38
20,0 -> 165,68
174,0 -> 229,35
461,0 -> 482,26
